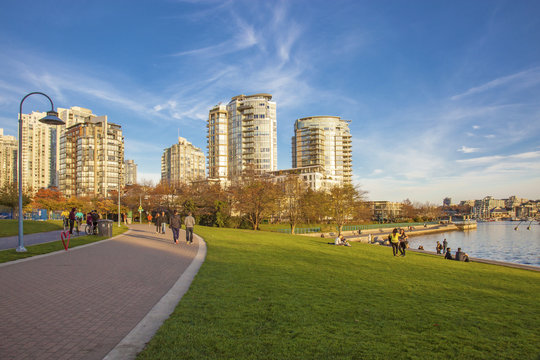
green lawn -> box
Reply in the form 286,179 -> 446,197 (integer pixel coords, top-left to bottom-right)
138,227 -> 540,360
0,224 -> 129,263
0,219 -> 63,237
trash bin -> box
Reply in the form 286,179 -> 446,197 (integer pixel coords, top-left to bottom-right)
97,219 -> 113,237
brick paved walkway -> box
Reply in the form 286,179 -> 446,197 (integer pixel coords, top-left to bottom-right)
0,224 -> 201,360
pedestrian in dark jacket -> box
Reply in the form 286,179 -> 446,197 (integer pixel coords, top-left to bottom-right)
68,208 -> 76,234
169,210 -> 182,244
154,213 -> 161,234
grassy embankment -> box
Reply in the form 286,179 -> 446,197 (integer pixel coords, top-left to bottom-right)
0,219 -> 63,237
259,223 -> 337,232
0,220 -> 129,263
138,226 -> 539,360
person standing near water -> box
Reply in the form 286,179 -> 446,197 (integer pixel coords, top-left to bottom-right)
390,228 -> 400,256
436,241 -> 442,254
399,229 -> 408,256
443,238 -> 448,253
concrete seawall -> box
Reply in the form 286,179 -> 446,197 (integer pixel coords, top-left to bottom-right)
302,223 -> 461,242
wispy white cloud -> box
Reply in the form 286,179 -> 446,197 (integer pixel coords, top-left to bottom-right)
451,67 -> 540,101
171,14 -> 258,57
457,146 -> 480,153
456,151 -> 540,165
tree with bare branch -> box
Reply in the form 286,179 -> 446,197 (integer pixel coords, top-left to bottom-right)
230,172 -> 281,230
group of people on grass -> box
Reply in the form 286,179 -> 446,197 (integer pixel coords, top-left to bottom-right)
147,210 -> 196,245
434,238 -> 470,262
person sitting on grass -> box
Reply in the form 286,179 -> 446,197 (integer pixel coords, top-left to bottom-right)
340,236 -> 351,247
455,247 -> 470,262
330,235 -> 351,246
444,247 -> 453,260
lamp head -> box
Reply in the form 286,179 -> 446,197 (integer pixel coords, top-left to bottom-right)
39,110 -> 64,126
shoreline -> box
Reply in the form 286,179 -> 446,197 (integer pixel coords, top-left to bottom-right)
301,224 -> 539,272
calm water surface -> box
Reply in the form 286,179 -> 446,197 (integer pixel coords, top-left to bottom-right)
407,221 -> 540,267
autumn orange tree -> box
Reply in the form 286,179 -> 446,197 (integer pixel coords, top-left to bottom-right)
30,187 -> 65,219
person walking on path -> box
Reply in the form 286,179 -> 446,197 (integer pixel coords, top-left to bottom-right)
68,207 -> 77,235
390,228 -> 400,256
160,211 -> 168,234
184,212 -> 195,244
75,209 -> 84,234
61,209 -> 69,230
147,213 -> 153,227
169,210 -> 182,244
442,238 -> 448,253
154,213 -> 161,234
399,229 -> 408,256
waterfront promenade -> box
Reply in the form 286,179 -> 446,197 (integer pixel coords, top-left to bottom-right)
0,224 -> 205,360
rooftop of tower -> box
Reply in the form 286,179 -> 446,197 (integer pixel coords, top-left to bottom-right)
230,93 -> 273,102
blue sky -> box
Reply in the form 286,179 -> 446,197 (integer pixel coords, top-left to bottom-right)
1,0 -> 539,203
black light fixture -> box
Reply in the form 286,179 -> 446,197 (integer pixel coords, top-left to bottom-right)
16,92 -> 64,252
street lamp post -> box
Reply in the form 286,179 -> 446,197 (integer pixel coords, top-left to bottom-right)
17,92 -> 64,252
118,181 -> 121,227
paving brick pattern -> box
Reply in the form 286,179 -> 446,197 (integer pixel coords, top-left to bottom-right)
0,224 -> 198,360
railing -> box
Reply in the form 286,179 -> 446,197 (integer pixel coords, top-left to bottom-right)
341,222 -> 438,232
277,227 -> 321,234
276,222 -> 439,234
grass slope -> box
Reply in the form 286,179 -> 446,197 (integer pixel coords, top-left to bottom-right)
138,227 -> 540,360
0,219 -> 63,237
0,224 -> 129,263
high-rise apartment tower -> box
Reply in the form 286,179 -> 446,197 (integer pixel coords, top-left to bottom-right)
292,116 -> 352,185
17,111 -> 56,192
207,93 -> 277,183
0,129 -> 17,188
124,160 -> 137,186
207,104 -> 228,184
59,115 -> 124,198
161,137 -> 206,185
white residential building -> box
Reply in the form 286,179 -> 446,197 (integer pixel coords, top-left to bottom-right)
161,137 -> 206,185
292,116 -> 352,185
0,129 -> 17,188
124,159 -> 137,185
